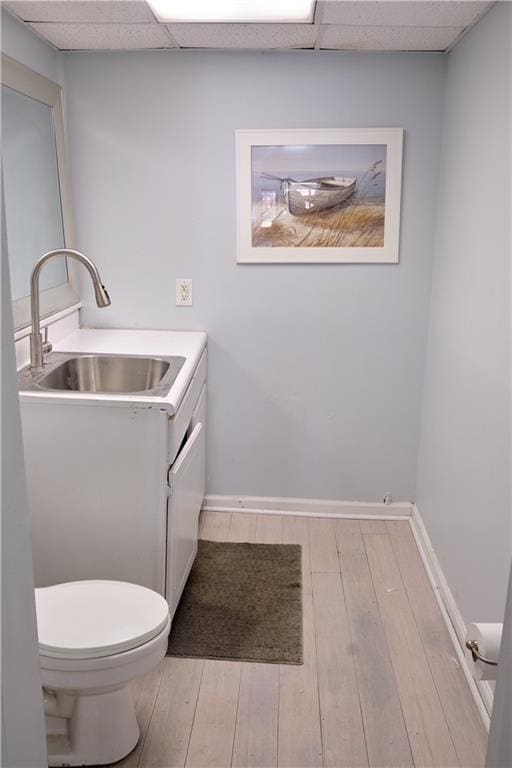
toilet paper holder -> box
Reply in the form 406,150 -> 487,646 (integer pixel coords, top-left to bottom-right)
465,639 -> 499,667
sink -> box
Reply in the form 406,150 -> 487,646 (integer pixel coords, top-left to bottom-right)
40,355 -> 173,393
18,352 -> 186,397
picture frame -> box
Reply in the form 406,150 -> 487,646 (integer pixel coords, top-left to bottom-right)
236,127 -> 403,264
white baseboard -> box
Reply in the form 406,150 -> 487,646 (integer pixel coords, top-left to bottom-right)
203,494 -> 413,519
410,504 -> 493,729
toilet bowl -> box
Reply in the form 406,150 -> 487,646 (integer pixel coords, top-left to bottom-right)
35,580 -> 171,767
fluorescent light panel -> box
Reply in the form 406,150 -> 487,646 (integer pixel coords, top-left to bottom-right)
146,0 -> 315,23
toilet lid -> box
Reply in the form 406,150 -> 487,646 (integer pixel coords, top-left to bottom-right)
35,580 -> 170,659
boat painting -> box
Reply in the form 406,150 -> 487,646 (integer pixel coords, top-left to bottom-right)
263,173 -> 357,215
236,128 -> 404,263
251,142 -> 387,249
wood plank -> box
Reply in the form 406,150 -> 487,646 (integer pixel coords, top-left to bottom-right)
359,520 -> 388,534
139,658 -> 204,767
334,518 -> 362,553
278,593 -> 322,767
232,663 -> 279,768
387,521 -> 487,767
254,514 -> 282,544
364,532 -> 459,767
227,512 -> 257,543
312,571 -> 368,767
282,515 -> 312,595
185,660 -> 242,768
308,518 -> 339,573
337,522 -> 413,768
116,660 -> 166,767
200,511 -> 232,542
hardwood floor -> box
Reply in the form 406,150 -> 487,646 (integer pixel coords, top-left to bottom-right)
117,512 -> 487,768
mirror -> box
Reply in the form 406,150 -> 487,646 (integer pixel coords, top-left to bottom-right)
2,84 -> 67,299
1,54 -> 80,332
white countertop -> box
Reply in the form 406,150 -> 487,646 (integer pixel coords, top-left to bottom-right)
19,328 -> 207,415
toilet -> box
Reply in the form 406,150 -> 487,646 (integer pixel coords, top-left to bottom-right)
35,580 -> 171,767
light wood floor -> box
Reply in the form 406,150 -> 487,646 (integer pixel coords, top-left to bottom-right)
116,512 -> 487,768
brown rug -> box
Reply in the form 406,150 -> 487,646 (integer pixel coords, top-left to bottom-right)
167,540 -> 303,664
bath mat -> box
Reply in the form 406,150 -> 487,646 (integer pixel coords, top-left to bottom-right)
167,540 -> 303,664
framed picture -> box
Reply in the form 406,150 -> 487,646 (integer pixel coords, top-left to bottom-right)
236,128 -> 403,264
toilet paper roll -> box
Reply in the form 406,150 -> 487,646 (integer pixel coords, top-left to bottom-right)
465,622 -> 502,681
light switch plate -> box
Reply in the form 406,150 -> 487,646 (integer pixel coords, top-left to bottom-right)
176,278 -> 193,306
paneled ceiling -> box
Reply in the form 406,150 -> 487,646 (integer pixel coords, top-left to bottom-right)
3,1 -> 495,52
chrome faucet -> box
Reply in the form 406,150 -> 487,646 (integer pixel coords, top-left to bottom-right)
30,248 -> 111,369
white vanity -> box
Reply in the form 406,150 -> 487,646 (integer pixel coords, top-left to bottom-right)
19,328 -> 207,618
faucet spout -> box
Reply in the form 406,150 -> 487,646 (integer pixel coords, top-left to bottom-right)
29,248 -> 111,369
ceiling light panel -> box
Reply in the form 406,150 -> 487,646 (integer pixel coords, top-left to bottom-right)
166,22 -> 317,48
29,22 -> 175,49
319,1 -> 492,28
5,1 -> 155,23
147,0 -> 315,23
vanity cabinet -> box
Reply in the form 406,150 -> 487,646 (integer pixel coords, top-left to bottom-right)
20,349 -> 207,617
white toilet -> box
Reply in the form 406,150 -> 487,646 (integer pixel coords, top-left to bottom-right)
35,580 -> 171,767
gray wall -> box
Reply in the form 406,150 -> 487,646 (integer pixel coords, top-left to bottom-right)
416,3 -> 511,624
1,13 -> 55,765
1,188 -> 47,767
1,7 -> 61,83
63,49 -> 445,501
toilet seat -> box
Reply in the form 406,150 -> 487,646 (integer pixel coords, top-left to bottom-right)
35,580 -> 170,660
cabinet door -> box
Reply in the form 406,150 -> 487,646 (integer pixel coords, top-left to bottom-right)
166,422 -> 205,614
191,383 -> 206,429
191,384 -> 206,501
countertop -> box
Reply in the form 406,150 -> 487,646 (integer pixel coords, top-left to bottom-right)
18,328 -> 207,415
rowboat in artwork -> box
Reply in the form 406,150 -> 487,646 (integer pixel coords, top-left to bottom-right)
262,173 -> 357,215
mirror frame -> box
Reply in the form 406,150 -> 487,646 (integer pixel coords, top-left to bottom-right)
1,53 -> 81,332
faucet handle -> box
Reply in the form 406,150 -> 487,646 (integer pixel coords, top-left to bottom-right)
42,326 -> 53,356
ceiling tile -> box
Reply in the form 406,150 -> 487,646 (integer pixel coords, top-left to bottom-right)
29,22 -> 175,49
319,1 -> 492,28
319,24 -> 463,50
166,23 -> 318,49
5,1 -> 155,23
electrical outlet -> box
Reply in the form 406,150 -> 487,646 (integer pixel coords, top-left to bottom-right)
176,278 -> 193,306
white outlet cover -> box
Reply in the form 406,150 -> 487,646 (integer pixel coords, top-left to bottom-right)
176,278 -> 193,306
